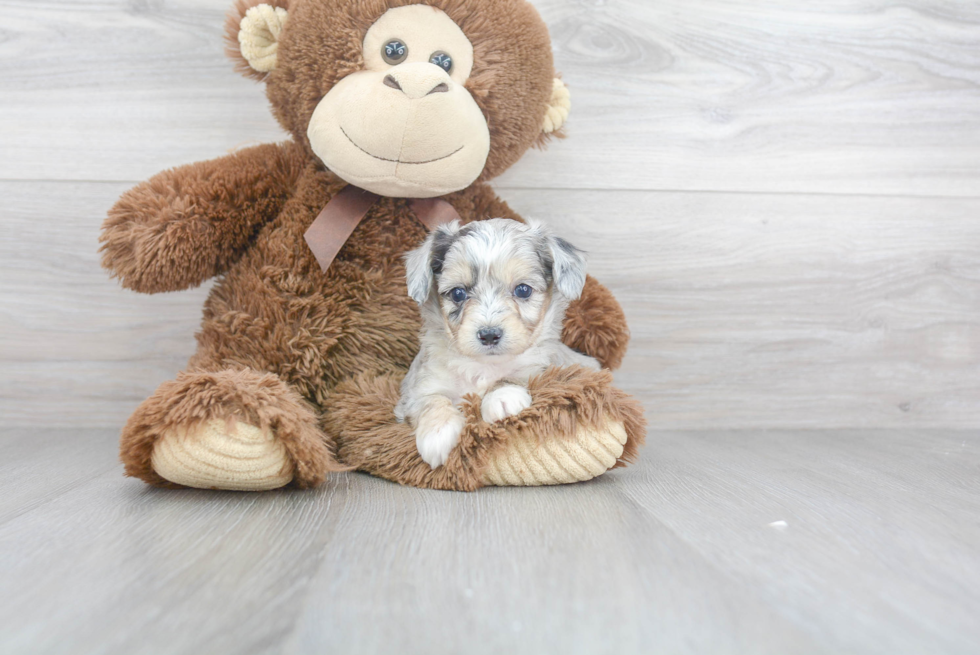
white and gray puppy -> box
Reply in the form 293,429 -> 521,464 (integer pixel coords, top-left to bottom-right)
395,218 -> 600,469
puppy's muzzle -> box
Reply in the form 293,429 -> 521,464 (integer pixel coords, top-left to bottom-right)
477,327 -> 503,347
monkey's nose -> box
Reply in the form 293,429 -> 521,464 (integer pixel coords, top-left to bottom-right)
477,327 -> 503,346
383,63 -> 452,99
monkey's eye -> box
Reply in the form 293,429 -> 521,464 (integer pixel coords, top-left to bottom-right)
450,287 -> 468,303
514,284 -> 533,299
429,51 -> 453,73
382,40 -> 408,65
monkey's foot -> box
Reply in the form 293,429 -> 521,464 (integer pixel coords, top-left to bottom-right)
120,368 -> 339,490
324,365 -> 646,491
151,418 -> 293,491
481,417 -> 628,486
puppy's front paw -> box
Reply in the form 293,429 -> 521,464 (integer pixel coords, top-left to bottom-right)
481,385 -> 532,423
416,412 -> 465,469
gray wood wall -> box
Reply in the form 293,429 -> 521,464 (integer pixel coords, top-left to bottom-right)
2,0 -> 978,430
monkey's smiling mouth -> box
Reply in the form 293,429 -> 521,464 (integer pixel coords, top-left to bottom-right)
340,126 -> 464,165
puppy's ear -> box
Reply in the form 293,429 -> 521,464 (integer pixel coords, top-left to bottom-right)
405,221 -> 461,304
549,236 -> 587,300
405,235 -> 436,305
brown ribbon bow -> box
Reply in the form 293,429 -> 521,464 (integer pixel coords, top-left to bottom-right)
303,185 -> 461,273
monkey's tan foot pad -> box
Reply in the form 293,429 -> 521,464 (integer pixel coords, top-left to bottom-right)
481,418 -> 628,486
151,418 -> 294,491
324,366 -> 646,491
121,369 -> 337,490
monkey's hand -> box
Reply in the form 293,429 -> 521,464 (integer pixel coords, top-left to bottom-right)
562,276 -> 630,370
99,141 -> 305,293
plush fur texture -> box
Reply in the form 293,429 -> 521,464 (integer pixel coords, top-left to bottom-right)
226,0 -> 291,82
102,141 -> 307,294
226,0 -> 560,180
102,0 -> 640,490
325,366 -> 645,491
305,4 -> 492,198
560,273 -> 631,371
120,367 -> 341,488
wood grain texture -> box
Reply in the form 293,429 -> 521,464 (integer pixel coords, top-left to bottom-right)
1,1 -> 979,196
0,0 -> 288,183
0,181 -> 210,429
0,427 -> 977,654
500,0 -> 980,196
503,189 -> 980,429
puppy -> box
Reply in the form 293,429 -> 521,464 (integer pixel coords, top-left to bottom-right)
395,218 -> 600,469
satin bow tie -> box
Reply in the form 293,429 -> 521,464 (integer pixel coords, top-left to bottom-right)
303,185 -> 460,273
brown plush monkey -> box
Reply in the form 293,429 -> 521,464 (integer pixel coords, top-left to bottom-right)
100,0 -> 645,491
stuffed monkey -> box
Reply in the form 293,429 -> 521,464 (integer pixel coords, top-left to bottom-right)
101,0 -> 645,491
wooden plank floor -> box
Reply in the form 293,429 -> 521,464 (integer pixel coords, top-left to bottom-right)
0,427 -> 977,654
1,0 -> 979,652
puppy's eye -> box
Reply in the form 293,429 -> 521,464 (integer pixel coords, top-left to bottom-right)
514,284 -> 533,299
429,51 -> 453,73
450,287 -> 468,303
383,40 -> 408,65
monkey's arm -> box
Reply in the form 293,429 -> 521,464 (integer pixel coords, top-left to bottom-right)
562,277 -> 630,370
458,185 -> 631,370
100,141 -> 306,293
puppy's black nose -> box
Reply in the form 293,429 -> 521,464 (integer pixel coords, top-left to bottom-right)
477,327 -> 503,346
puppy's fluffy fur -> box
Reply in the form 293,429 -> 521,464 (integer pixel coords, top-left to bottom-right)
395,218 -> 600,468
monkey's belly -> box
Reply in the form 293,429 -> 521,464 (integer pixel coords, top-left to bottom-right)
189,174 -> 432,403
193,244 -> 419,404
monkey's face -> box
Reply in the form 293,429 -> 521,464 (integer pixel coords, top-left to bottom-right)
230,0 -> 569,193
307,6 -> 490,198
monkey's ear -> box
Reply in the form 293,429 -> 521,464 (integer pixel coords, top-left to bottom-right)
542,78 -> 571,134
225,1 -> 289,80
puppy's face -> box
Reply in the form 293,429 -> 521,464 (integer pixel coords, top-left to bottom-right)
405,218 -> 586,358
